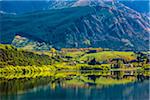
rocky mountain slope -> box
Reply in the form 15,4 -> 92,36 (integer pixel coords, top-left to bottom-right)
0,0 -> 149,14
0,2 -> 149,51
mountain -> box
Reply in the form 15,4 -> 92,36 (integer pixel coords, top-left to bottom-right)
0,0 -> 149,14
0,1 -> 49,14
0,3 -> 149,51
120,0 -> 149,14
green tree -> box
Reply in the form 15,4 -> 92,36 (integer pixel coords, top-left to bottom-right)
117,60 -> 124,69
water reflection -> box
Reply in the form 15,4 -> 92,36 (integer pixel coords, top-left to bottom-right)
0,70 -> 149,100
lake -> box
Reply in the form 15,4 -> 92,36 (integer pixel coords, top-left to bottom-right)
0,70 -> 149,100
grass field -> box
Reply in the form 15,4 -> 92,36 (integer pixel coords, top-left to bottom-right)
64,51 -> 136,62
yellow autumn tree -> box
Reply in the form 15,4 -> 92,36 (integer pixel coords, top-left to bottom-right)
50,48 -> 56,57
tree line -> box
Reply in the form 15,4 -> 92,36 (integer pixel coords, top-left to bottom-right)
0,44 -> 54,67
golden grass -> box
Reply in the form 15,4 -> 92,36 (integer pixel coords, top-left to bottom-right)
80,51 -> 136,62
65,51 -> 85,58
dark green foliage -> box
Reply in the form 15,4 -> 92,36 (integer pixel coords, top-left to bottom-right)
0,44 -> 53,67
135,52 -> 149,67
88,58 -> 99,65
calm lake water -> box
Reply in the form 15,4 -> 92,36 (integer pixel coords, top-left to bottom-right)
0,70 -> 149,100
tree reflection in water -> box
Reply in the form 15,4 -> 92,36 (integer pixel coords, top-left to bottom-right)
0,70 -> 149,100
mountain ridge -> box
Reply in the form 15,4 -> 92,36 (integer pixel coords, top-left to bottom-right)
0,3 -> 149,51
0,0 -> 149,14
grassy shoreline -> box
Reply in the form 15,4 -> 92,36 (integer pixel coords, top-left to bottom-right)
0,64 -> 145,73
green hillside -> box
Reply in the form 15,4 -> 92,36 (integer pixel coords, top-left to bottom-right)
79,51 -> 136,62
0,44 -> 54,67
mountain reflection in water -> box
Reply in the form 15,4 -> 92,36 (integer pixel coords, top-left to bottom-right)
0,70 -> 149,100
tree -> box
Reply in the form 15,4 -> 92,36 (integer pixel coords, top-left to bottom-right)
88,58 -> 98,65
50,48 -> 57,57
117,60 -> 124,69
136,52 -> 147,67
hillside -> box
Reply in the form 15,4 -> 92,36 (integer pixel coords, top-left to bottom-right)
0,4 -> 149,51
0,44 -> 54,67
79,51 -> 136,63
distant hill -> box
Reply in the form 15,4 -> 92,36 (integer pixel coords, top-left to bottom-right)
0,3 -> 149,51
